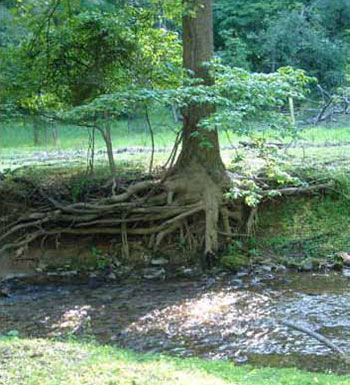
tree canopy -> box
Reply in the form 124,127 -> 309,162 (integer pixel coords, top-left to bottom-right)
213,0 -> 350,89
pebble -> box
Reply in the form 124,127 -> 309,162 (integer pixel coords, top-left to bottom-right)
342,268 -> 350,278
230,279 -> 244,288
143,268 -> 166,280
151,258 -> 169,266
108,272 -> 117,280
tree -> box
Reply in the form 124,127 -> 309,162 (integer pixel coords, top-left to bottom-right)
0,0 -> 181,173
1,0 -> 226,258
213,0 -> 303,70
1,0 -> 313,263
168,0 -> 227,256
262,9 -> 347,89
213,0 -> 349,90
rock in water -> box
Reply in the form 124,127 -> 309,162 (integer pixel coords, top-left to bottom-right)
87,277 -> 105,289
343,268 -> 350,279
339,252 -> 350,266
0,287 -> 10,297
151,258 -> 168,266
143,268 -> 166,280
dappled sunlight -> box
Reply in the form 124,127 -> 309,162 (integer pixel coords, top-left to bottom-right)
120,288 -> 274,359
50,305 -> 92,336
1,273 -> 350,374
2,0 -> 350,383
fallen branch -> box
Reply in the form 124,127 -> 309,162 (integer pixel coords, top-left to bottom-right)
281,320 -> 349,362
264,182 -> 333,197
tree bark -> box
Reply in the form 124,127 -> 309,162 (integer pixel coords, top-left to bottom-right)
173,0 -> 226,182
52,120 -> 58,146
168,0 -> 229,256
144,106 -> 155,174
0,0 -> 233,260
102,111 -> 117,177
171,103 -> 180,123
33,116 -> 40,146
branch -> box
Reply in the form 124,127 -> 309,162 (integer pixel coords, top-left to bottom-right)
281,320 -> 348,361
145,106 -> 155,174
266,182 -> 333,196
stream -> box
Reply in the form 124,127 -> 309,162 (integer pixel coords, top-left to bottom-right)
1,271 -> 350,374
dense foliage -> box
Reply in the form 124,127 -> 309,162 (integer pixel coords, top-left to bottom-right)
213,0 -> 350,89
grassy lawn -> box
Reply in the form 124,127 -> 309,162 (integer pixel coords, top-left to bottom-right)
1,336 -> 349,385
0,109 -> 181,153
1,109 -> 350,154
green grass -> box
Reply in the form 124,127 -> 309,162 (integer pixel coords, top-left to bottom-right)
0,109 -> 180,153
2,108 -> 350,154
257,188 -> 350,269
1,336 -> 349,385
2,109 -> 350,180
301,126 -> 350,144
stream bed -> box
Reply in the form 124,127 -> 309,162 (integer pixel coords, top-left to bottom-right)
1,271 -> 350,374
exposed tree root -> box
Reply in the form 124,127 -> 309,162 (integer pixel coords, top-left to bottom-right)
0,170 -> 333,261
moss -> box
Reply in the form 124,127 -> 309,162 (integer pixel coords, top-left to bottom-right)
258,194 -> 350,269
220,253 -> 249,272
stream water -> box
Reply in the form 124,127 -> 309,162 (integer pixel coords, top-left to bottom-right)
1,271 -> 350,374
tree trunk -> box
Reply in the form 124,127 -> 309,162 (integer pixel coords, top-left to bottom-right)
127,113 -> 133,133
144,106 -> 155,174
174,0 -> 225,181
169,0 -> 228,256
43,125 -> 48,145
171,103 -> 180,123
33,116 -> 40,146
52,120 -> 58,146
103,112 -> 117,177
1,0 -> 234,262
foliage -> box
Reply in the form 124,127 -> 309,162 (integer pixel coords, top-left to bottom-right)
0,0 -> 182,118
90,247 -> 111,271
62,63 -> 313,142
200,64 -> 314,135
262,10 -> 347,89
213,0 -> 350,90
260,193 -> 350,265
226,138 -> 305,207
213,0 -> 301,70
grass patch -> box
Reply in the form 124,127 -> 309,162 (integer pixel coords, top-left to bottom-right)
258,192 -> 350,268
0,108 -> 180,153
2,109 -> 350,154
300,126 -> 350,144
1,336 -> 349,385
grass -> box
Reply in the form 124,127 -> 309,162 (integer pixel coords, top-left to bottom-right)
1,336 -> 350,385
0,108 -> 180,153
1,108 -> 350,154
258,193 -> 350,265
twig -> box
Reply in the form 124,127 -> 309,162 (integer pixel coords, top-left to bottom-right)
281,320 -> 349,361
263,182 -> 333,197
145,106 -> 155,174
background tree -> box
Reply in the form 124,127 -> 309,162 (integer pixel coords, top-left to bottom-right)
213,0 -> 350,90
0,0 -> 181,174
262,9 -> 347,89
